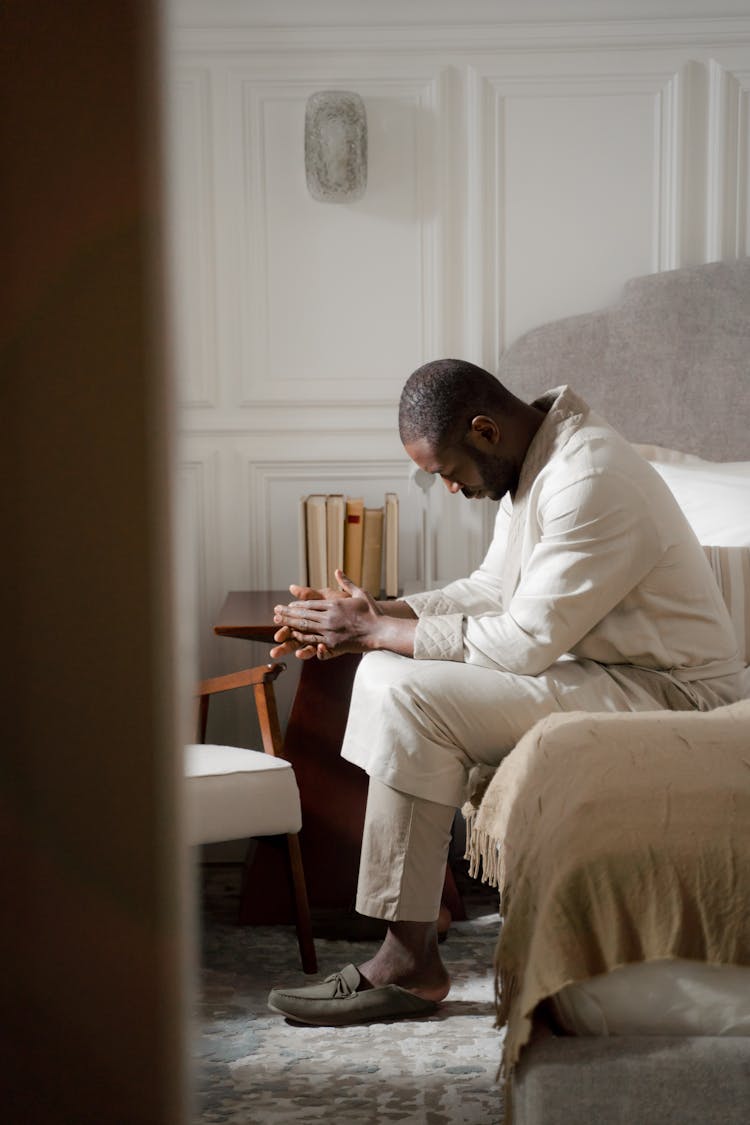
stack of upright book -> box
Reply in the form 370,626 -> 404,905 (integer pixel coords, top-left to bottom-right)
299,493 -> 399,598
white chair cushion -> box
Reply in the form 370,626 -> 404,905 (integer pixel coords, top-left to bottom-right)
184,744 -> 302,846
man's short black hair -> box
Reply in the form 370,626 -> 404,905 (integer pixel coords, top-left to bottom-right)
398,358 -> 512,447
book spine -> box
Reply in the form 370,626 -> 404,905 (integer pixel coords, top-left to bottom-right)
298,496 -> 308,586
343,497 -> 364,586
384,492 -> 399,598
326,494 -> 346,589
305,495 -> 328,591
361,506 -> 384,597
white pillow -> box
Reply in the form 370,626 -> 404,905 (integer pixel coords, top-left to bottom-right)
634,444 -> 750,547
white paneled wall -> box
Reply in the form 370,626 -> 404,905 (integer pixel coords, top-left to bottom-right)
166,2 -> 750,725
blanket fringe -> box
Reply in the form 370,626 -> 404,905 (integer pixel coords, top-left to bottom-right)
495,962 -> 520,1123
463,805 -> 504,888
463,807 -> 525,1125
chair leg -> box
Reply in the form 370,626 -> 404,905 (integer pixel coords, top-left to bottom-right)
285,833 -> 318,974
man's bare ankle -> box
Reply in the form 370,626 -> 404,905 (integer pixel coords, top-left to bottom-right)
356,929 -> 450,1001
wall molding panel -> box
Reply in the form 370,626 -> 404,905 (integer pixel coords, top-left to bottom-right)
171,8 -> 750,56
169,68 -> 219,409
656,69 -> 684,273
464,65 -> 499,369
228,67 -> 452,408
466,63 -> 690,355
706,60 -> 750,261
177,453 -> 224,675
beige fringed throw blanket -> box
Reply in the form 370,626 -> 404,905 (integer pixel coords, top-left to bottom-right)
464,699 -> 750,1084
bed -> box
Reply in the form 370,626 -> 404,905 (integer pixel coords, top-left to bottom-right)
465,258 -> 750,1124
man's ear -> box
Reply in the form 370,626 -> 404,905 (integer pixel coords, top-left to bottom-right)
469,414 -> 500,445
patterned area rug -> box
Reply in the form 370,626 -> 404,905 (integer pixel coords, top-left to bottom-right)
194,872 -> 505,1124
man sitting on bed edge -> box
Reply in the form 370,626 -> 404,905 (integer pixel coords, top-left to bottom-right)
266,357 -> 743,1027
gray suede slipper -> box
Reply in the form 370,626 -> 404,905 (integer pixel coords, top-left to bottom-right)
267,963 -> 439,1026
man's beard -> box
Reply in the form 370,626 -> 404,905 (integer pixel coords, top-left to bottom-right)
462,444 -> 517,502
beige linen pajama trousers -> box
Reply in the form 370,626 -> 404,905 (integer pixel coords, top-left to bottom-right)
345,649 -> 723,924
356,778 -> 456,923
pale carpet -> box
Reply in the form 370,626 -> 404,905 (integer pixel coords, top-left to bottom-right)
193,869 -> 505,1124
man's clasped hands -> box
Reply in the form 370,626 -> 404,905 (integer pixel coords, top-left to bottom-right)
270,570 -> 383,661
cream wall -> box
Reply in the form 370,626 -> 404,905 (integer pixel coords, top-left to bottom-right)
167,1 -> 750,735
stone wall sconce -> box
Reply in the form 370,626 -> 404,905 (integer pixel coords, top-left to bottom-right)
305,90 -> 367,203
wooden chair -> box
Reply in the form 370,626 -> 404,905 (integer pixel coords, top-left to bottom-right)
186,662 -> 317,974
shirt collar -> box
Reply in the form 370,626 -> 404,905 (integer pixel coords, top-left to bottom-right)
516,385 -> 589,500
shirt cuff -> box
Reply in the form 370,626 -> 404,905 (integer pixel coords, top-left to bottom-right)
413,613 -> 465,661
403,590 -> 464,617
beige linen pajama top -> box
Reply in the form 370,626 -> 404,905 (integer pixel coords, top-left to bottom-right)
403,386 -> 741,683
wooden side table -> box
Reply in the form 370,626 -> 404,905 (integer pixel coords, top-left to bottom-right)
213,590 -> 466,929
214,591 -> 366,924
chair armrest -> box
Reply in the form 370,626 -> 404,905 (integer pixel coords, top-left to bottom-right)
195,662 -> 286,698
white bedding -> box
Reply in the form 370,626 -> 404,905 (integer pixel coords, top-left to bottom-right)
634,445 -> 750,547
552,960 -> 750,1037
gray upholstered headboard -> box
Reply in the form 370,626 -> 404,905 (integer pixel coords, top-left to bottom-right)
497,259 -> 750,461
